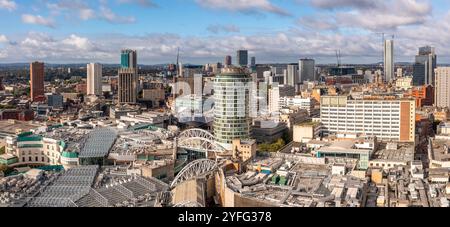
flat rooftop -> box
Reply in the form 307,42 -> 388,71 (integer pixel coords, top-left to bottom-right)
0,120 -> 43,137
371,143 -> 415,162
317,140 -> 372,155
431,139 -> 450,162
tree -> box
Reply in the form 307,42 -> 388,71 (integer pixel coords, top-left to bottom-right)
282,130 -> 292,144
258,138 -> 286,153
0,164 -> 7,173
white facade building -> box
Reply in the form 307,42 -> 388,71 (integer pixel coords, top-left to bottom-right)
268,84 -> 280,115
87,63 -> 102,96
279,96 -> 313,115
384,40 -> 394,82
435,67 -> 450,108
320,96 -> 415,142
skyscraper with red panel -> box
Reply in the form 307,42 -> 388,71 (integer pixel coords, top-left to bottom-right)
30,62 -> 45,102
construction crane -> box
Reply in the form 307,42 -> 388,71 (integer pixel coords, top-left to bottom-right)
373,32 -> 395,65
374,32 -> 385,66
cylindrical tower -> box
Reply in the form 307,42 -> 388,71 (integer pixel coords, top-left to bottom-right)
213,67 -> 252,150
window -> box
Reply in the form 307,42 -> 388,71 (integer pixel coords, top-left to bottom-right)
29,157 -> 32,162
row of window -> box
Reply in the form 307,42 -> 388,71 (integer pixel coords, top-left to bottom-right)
21,156 -> 58,164
20,150 -> 59,157
322,121 -> 400,125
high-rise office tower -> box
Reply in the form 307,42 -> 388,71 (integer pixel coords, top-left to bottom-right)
268,83 -> 280,114
237,50 -> 248,67
286,64 -> 299,86
118,49 -> 138,104
30,62 -> 45,102
413,46 -> 437,86
225,55 -> 232,66
397,68 -> 403,78
299,58 -> 315,83
214,67 -> 251,150
250,57 -> 256,68
87,63 -> 102,96
263,71 -> 272,84
121,49 -> 137,69
384,40 -> 394,82
435,67 -> 450,108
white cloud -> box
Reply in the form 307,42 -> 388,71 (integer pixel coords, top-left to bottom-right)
0,35 -> 8,43
196,0 -> 290,16
309,0 -> 377,10
207,24 -> 240,34
0,0 -> 16,11
0,31 -> 394,64
304,0 -> 432,31
3,7 -> 450,64
117,0 -> 157,7
21,14 -> 55,28
46,0 -> 136,24
62,34 -> 94,50
79,8 -> 95,20
99,5 -> 136,23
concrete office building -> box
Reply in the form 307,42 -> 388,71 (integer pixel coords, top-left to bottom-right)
225,55 -> 232,67
413,46 -> 437,86
250,57 -> 256,69
30,62 -> 45,102
435,67 -> 450,108
47,94 -> 63,109
237,50 -> 248,67
213,67 -> 252,149
299,59 -> 315,83
268,84 -> 280,114
279,96 -> 314,116
286,64 -> 299,87
87,63 -> 102,96
384,40 -> 394,82
118,50 -> 138,104
397,68 -> 403,78
320,96 -> 415,142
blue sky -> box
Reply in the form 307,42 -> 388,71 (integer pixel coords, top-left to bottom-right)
0,0 -> 449,64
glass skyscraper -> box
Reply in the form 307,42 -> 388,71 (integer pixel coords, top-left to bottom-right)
118,49 -> 138,104
213,67 -> 252,149
413,46 -> 437,86
237,50 -> 248,67
121,49 -> 137,69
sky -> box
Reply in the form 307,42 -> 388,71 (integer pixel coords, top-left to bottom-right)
0,0 -> 449,64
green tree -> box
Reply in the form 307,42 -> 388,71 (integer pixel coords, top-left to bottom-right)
282,130 -> 293,144
0,164 -> 7,173
258,138 -> 286,153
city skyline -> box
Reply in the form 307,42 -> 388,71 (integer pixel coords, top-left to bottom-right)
0,0 -> 449,64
